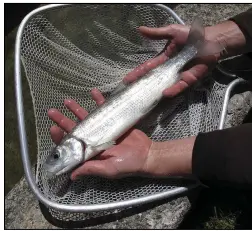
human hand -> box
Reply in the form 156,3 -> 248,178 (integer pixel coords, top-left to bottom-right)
123,24 -> 221,98
48,89 -> 152,181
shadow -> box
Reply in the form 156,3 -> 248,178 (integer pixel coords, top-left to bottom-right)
5,29 -> 38,195
243,107 -> 252,124
4,3 -> 41,35
178,188 -> 252,229
235,192 -> 252,229
235,211 -> 252,229
135,95 -> 188,138
213,53 -> 252,85
218,53 -> 252,81
39,178 -> 200,229
39,178 -> 201,228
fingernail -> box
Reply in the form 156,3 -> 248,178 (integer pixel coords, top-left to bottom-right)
97,100 -> 105,105
91,88 -> 100,94
64,99 -> 72,105
73,175 -> 81,181
122,78 -> 127,84
48,108 -> 57,114
162,90 -> 172,98
123,76 -> 131,84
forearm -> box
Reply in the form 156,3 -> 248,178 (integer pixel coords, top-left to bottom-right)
145,124 -> 252,189
205,8 -> 252,59
192,123 -> 252,190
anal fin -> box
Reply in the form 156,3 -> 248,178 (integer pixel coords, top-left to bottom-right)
110,81 -> 127,97
141,100 -> 159,116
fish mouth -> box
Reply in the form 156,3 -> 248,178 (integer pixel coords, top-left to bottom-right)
43,158 -> 82,178
55,167 -> 69,176
43,161 -> 64,178
43,162 -> 79,178
46,170 -> 56,179
55,161 -> 80,177
44,167 -> 67,179
43,165 -> 58,179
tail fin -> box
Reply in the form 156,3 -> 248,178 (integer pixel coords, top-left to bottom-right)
186,17 -> 225,57
186,18 -> 205,47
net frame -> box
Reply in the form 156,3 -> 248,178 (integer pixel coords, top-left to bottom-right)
14,3 -> 242,218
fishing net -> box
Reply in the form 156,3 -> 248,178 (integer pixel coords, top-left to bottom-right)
20,4 -> 227,222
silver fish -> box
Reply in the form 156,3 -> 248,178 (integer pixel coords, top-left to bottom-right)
44,18 -> 222,176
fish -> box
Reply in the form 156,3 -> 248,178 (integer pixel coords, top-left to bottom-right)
44,18 -> 223,177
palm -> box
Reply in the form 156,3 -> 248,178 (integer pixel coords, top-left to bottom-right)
48,90 -> 151,180
82,129 -> 151,179
124,24 -> 218,97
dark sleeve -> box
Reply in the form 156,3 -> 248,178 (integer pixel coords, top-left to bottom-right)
192,123 -> 252,190
230,8 -> 252,49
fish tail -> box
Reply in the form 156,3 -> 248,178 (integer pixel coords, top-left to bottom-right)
186,18 -> 205,48
186,18 -> 225,57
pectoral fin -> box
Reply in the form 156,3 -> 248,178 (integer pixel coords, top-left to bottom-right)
93,141 -> 116,152
86,140 -> 116,153
84,138 -> 97,147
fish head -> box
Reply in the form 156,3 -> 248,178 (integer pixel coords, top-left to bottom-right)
44,137 -> 84,177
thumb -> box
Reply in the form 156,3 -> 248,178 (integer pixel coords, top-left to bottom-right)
138,25 -> 175,40
70,160 -> 113,180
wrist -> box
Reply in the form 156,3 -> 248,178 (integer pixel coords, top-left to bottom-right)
142,137 -> 196,177
205,20 -> 247,60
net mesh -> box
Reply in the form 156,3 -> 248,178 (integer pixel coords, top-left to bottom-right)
20,4 -> 227,221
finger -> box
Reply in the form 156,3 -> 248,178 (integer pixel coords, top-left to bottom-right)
163,80 -> 190,98
71,160 -> 113,180
138,25 -> 175,40
162,64 -> 208,98
92,151 -> 114,161
91,88 -> 106,106
123,41 -> 178,85
185,55 -> 218,71
185,64 -> 209,80
48,109 -> 76,133
50,125 -> 64,145
164,41 -> 177,58
64,99 -> 88,120
123,53 -> 168,84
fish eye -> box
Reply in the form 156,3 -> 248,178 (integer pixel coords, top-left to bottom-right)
53,154 -> 59,159
53,151 -> 60,159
